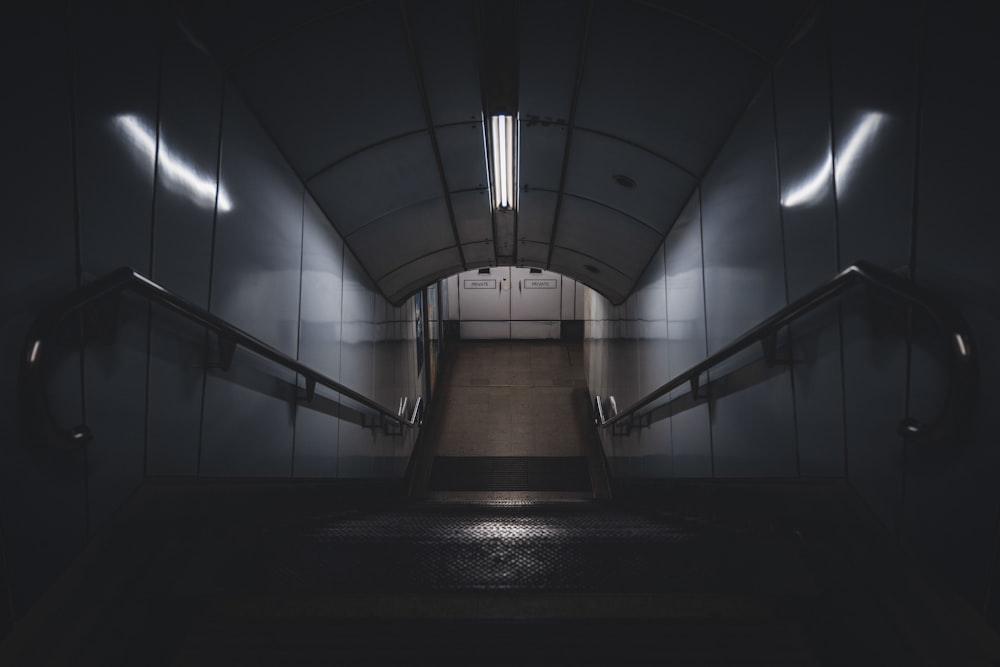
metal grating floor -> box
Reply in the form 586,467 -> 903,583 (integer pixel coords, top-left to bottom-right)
219,500 -> 812,596
427,456 -> 592,492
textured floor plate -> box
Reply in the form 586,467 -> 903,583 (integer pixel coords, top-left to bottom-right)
219,501 -> 783,595
428,456 -> 592,492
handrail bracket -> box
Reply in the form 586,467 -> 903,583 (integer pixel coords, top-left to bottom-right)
761,331 -> 793,368
206,333 -> 236,371
298,377 -> 317,404
690,375 -> 710,401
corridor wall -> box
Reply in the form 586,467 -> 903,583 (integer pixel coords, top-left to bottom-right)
0,15 -> 422,631
584,0 -> 1000,616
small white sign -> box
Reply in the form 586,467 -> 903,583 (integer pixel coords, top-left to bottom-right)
524,278 -> 558,289
463,279 -> 497,289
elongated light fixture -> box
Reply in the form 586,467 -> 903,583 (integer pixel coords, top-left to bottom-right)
489,113 -> 516,210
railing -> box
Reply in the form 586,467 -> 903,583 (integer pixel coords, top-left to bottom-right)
21,267 -> 422,449
594,261 -> 977,445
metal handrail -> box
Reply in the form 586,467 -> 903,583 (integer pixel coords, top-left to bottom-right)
21,267 -> 420,449
596,261 -> 977,445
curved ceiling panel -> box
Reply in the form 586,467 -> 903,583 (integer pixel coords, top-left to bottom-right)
186,0 -> 812,306
517,240 -> 550,267
519,0 -> 584,120
308,132 -> 443,237
461,241 -> 496,267
347,197 -> 455,280
450,190 -> 492,246
436,123 -> 490,193
519,121 -> 569,193
379,247 -> 464,301
230,1 -> 426,176
549,246 -> 635,305
517,189 -> 558,244
554,197 -> 663,280
408,0 -> 482,125
576,1 -> 769,174
564,130 -> 697,234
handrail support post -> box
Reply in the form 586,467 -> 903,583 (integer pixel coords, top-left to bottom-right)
298,377 -> 317,404
206,333 -> 236,371
690,375 -> 710,401
761,331 -> 793,368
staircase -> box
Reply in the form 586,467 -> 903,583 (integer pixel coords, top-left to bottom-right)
4,341 -> 998,664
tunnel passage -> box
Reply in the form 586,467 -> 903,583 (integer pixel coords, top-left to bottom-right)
409,340 -> 612,500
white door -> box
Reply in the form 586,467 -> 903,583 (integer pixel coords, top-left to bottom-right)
510,267 -> 561,339
458,267 -> 511,339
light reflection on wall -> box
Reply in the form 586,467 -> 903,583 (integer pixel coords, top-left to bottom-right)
782,111 -> 888,208
113,113 -> 232,212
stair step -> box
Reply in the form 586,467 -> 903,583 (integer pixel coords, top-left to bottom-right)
428,456 -> 592,492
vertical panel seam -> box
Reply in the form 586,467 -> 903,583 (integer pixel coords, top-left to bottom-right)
696,187 -> 714,478
661,243 -> 675,478
768,72 -> 801,477
899,0 -> 929,541
291,187 -> 307,478
68,7 -> 91,539
544,0 -> 594,270
196,78 -> 228,477
399,0 -> 467,270
227,86 -> 387,305
825,0 -> 850,480
336,240 -> 346,478
142,20 -> 165,478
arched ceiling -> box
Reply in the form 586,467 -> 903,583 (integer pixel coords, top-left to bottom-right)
185,0 -> 816,305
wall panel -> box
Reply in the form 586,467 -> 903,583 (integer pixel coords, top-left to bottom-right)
293,195 -> 344,478
773,16 -> 845,477
701,83 -> 797,478
904,0 -> 1000,607
831,0 -> 921,530
338,250 -> 378,476
663,194 -> 712,477
0,16 -> 88,619
146,24 -> 224,476
200,85 -> 303,477
74,15 -> 159,530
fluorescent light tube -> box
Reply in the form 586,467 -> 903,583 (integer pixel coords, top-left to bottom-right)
488,114 -> 516,210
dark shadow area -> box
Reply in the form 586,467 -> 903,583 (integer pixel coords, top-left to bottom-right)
3,478 -> 998,665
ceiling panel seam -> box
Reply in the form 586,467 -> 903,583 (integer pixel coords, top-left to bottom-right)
449,186 -> 490,196
375,244 -> 461,282
544,0 -> 595,270
528,188 -> 680,236
400,0 -> 467,270
303,128 -> 426,183
550,245 -> 636,281
344,194 -> 455,239
304,120 -> 482,183
572,126 -> 700,178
